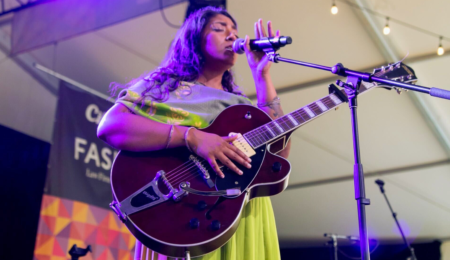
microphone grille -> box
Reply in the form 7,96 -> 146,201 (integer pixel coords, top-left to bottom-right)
232,38 -> 246,54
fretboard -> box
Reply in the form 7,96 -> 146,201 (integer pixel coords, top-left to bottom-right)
243,82 -> 376,148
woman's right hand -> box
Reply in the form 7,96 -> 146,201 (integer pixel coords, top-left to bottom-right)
186,129 -> 252,178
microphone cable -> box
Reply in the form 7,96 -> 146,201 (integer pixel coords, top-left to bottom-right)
160,0 -> 182,29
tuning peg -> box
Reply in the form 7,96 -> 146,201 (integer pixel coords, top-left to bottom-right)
395,88 -> 402,95
407,74 -> 413,80
396,63 -> 401,69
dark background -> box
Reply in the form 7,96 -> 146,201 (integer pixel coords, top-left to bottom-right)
0,124 -> 50,260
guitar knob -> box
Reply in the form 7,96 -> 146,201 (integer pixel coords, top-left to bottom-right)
211,220 -> 221,231
245,111 -> 252,119
272,162 -> 282,172
197,200 -> 207,211
190,218 -> 199,229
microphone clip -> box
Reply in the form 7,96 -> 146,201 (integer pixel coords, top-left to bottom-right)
265,51 -> 279,63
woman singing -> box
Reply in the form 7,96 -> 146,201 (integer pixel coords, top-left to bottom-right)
98,6 -> 290,260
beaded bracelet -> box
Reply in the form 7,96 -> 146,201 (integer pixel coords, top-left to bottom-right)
165,124 -> 174,149
257,96 -> 281,108
184,127 -> 195,152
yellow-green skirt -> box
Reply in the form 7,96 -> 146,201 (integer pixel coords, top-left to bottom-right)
135,197 -> 280,260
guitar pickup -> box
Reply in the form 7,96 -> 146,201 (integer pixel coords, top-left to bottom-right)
229,132 -> 256,157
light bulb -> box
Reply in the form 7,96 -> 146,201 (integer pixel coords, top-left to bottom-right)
331,4 -> 338,15
437,45 -> 444,56
383,25 -> 390,35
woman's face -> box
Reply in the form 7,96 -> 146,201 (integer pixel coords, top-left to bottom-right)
201,14 -> 239,69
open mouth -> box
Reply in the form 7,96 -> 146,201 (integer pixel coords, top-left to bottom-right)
225,46 -> 233,51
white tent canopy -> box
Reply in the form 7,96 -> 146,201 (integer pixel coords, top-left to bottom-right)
1,0 -> 449,246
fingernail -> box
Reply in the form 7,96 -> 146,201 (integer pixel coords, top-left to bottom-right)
247,158 -> 252,162
221,174 -> 225,178
246,163 -> 251,169
239,170 -> 243,175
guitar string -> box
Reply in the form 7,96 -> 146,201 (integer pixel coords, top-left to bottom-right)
166,101 -> 337,187
165,160 -> 198,181
166,70 -> 391,182
165,158 -> 195,175
166,163 -> 199,183
239,66 -> 400,146
164,134 -> 246,181
246,97 -> 337,146
159,68 -> 400,189
166,135 -> 253,185
246,98 -> 336,147
167,157 -> 214,187
247,65 -> 407,145
167,136 -> 249,183
166,135 -> 247,182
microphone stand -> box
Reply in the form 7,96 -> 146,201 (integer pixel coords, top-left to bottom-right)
324,233 -> 360,260
375,180 -> 417,260
261,51 -> 450,260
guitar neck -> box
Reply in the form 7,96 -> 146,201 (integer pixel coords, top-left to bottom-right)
243,82 -> 376,149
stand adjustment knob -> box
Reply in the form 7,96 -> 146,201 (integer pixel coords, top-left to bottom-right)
189,218 -> 199,229
361,198 -> 370,205
272,162 -> 282,172
197,200 -> 207,211
211,220 -> 221,231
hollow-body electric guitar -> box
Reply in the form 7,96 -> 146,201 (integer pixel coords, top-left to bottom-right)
109,62 -> 417,258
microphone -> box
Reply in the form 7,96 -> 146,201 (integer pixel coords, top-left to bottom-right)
375,179 -> 385,193
232,36 -> 293,54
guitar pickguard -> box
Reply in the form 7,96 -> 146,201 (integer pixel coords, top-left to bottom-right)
215,144 -> 267,198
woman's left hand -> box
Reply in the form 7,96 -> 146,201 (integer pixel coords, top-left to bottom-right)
243,19 -> 280,77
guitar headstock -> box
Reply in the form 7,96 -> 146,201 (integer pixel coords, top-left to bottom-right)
371,61 -> 418,94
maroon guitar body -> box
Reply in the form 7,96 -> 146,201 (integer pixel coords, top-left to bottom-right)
110,104 -> 291,258
109,61 -> 417,258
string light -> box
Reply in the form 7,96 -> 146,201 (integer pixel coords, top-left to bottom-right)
383,17 -> 390,35
331,0 -> 338,15
330,0 -> 450,57
437,36 -> 444,56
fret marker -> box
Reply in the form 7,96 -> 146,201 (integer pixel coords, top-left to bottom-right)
265,126 -> 276,137
287,115 -> 299,126
304,107 -> 315,118
273,122 -> 284,133
316,101 -> 327,112
329,94 -> 342,105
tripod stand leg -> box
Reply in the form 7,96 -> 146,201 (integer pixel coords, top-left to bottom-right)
185,250 -> 191,260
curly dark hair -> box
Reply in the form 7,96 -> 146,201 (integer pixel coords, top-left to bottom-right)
110,6 -> 242,102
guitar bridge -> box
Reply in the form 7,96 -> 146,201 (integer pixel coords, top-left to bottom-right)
190,155 -> 215,188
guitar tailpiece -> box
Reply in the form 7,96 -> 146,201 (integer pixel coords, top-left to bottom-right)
110,200 -> 126,223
